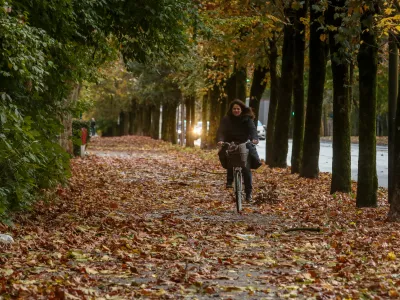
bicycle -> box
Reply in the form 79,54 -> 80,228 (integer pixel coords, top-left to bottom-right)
220,141 -> 251,213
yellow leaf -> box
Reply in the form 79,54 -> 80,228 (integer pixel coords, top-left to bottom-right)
387,252 -> 397,260
389,289 -> 400,298
320,34 -> 327,42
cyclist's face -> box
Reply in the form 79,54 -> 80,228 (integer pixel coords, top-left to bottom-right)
232,104 -> 242,116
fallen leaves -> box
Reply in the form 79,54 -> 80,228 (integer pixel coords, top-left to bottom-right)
0,136 -> 399,298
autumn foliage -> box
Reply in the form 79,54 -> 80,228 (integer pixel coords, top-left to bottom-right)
1,136 -> 399,298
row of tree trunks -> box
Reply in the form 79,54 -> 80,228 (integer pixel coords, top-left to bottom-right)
356,6 -> 378,207
291,0 -> 309,174
249,66 -> 268,125
265,36 -> 279,165
327,0 -> 351,194
300,0 -> 328,178
270,7 -> 296,168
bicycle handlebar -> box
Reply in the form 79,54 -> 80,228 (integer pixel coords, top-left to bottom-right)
218,140 -> 255,148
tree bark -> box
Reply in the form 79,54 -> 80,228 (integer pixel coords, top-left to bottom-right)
291,0 -> 309,174
161,104 -> 167,141
207,85 -> 221,148
142,105 -> 152,136
249,66 -> 268,125
328,0 -> 351,194
388,46 -> 400,221
300,0 -> 328,178
388,33 -> 399,203
236,66 -> 247,102
122,111 -> 129,136
60,84 -> 81,154
271,9 -> 295,168
161,103 -> 178,144
356,8 -> 378,207
190,95 -> 196,145
201,93 -> 209,149
129,101 -> 136,135
226,73 -> 236,102
265,37 -> 279,166
150,103 -> 160,139
185,97 -> 192,146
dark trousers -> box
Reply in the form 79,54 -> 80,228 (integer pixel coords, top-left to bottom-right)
227,165 -> 252,195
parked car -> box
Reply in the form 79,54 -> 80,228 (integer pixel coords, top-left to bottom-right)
257,120 -> 266,140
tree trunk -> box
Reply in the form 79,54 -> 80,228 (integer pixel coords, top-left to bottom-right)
291,0 -> 309,174
161,104 -> 168,142
328,0 -> 351,194
201,93 -> 209,149
271,9 -> 295,168
142,105 -> 151,136
220,96 -> 228,121
171,103 -> 178,144
236,66 -> 247,102
226,73 -> 236,102
161,103 -> 178,144
207,86 -> 221,148
389,33 -> 399,203
185,97 -> 192,146
129,101 -> 136,135
387,47 -> 400,221
249,66 -> 268,125
60,84 -> 81,154
133,104 -> 143,135
356,9 -> 378,207
190,95 -> 196,145
150,104 -> 161,139
300,0 -> 328,178
265,37 -> 279,165
122,111 -> 129,136
185,95 -> 196,147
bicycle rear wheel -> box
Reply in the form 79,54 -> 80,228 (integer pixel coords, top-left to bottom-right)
234,170 -> 242,212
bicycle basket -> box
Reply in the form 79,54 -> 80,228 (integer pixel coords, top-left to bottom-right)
226,143 -> 249,168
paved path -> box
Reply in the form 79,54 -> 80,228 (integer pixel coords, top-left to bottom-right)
256,140 -> 388,188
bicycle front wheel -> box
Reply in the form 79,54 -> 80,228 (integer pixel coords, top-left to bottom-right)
234,170 -> 242,212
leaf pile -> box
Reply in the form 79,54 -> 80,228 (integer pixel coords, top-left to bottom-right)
1,136 -> 399,299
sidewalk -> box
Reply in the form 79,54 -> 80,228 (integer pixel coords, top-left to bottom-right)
1,136 -> 398,299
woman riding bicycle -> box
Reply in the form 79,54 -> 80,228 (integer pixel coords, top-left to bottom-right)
217,99 -> 260,202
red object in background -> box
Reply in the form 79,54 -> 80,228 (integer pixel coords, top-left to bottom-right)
81,128 -> 88,145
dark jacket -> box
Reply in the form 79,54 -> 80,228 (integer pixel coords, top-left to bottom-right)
216,115 -> 258,143
217,114 -> 261,170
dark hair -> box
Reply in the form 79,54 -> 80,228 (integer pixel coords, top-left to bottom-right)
227,99 -> 255,119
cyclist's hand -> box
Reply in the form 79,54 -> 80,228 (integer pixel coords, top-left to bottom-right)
252,139 -> 259,145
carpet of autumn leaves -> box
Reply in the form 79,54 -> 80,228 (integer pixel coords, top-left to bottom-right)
1,136 -> 400,299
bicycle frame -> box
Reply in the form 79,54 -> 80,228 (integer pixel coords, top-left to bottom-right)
220,141 -> 250,213
232,166 -> 243,212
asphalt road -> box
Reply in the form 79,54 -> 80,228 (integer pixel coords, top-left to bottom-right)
256,140 -> 389,188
